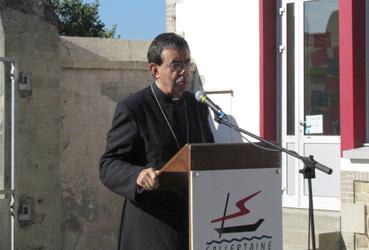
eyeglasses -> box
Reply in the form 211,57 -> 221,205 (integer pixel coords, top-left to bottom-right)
166,60 -> 191,71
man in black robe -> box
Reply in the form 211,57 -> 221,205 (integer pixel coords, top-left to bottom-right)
99,33 -> 214,250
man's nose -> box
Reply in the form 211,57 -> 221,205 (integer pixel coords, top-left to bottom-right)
178,68 -> 186,75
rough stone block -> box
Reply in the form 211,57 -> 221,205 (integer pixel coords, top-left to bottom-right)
355,182 -> 362,192
341,203 -> 366,233
363,183 -> 369,193
356,194 -> 369,204
356,234 -> 369,249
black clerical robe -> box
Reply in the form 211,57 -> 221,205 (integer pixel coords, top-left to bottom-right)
100,83 -> 214,250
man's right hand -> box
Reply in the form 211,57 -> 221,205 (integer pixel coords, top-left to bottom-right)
136,168 -> 160,191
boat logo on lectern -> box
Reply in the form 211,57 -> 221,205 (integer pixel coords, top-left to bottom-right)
211,191 -> 264,238
205,191 -> 273,249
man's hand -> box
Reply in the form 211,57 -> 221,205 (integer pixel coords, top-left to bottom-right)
136,168 -> 160,191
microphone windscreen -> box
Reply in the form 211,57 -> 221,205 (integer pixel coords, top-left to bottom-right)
195,90 -> 206,102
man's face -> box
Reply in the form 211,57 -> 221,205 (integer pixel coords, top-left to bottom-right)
150,47 -> 191,98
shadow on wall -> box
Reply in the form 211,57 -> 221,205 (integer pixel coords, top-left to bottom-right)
318,231 -> 347,250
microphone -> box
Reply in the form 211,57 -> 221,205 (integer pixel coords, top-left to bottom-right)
195,90 -> 227,119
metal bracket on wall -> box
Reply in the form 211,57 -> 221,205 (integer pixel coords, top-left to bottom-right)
18,203 -> 32,221
17,72 -> 32,97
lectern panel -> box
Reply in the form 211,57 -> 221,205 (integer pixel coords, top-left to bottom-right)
190,168 -> 282,250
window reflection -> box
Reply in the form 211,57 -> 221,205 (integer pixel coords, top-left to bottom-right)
304,0 -> 339,135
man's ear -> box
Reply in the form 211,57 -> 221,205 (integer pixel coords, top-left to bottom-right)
148,63 -> 160,79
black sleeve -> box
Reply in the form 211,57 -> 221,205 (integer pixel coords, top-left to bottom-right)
99,102 -> 145,202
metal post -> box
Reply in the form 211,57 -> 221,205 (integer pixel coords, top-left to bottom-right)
0,56 -> 16,250
10,60 -> 16,250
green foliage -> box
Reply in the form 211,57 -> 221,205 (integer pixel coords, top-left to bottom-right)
51,0 -> 119,38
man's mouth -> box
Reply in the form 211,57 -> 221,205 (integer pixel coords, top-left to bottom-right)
176,78 -> 187,85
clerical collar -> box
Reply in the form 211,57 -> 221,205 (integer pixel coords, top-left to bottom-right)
153,81 -> 184,103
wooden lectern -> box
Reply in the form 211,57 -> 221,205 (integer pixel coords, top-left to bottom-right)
159,143 -> 283,250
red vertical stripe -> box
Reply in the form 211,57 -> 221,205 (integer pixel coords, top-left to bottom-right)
259,0 -> 277,140
339,0 -> 366,152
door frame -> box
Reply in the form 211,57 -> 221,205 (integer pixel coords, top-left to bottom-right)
279,0 -> 340,210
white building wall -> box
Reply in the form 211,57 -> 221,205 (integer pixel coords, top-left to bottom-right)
176,0 -> 261,142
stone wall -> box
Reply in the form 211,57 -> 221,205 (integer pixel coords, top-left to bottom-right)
59,36 -> 152,249
0,1 -> 62,250
341,169 -> 369,250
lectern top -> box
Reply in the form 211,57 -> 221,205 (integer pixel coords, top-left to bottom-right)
160,143 -> 280,173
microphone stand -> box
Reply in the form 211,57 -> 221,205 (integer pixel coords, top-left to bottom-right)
214,115 -> 333,250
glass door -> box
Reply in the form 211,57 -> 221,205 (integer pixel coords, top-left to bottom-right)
280,0 -> 340,210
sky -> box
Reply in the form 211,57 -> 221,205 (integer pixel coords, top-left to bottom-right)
85,0 -> 166,40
